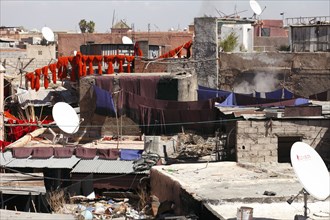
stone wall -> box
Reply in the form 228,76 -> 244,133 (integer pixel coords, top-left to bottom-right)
218,52 -> 330,97
236,119 -> 330,163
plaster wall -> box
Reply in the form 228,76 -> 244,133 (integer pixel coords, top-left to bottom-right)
236,119 -> 330,163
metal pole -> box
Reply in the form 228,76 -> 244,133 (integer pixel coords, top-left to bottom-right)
303,190 -> 308,218
0,66 -> 4,141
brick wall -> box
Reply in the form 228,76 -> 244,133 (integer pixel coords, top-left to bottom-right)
236,119 -> 330,163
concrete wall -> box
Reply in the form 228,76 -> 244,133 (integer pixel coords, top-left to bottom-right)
193,17 -> 219,89
236,119 -> 330,163
26,44 -> 56,60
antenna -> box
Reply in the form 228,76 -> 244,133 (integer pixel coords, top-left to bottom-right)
249,0 -> 262,16
122,36 -> 133,44
51,102 -> 83,145
289,142 -> 330,219
41,26 -> 55,43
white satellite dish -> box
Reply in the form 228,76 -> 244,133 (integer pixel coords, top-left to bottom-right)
122,36 -> 133,44
290,142 -> 330,200
52,102 -> 80,134
249,0 -> 262,16
41,26 -> 55,42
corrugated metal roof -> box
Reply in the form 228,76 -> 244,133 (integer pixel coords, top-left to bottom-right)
0,151 -> 15,166
71,159 -> 146,174
0,173 -> 46,195
5,155 -> 80,169
16,86 -> 78,109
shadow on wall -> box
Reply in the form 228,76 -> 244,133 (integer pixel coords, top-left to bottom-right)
315,126 -> 330,170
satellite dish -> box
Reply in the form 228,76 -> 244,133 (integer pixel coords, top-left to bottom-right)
122,36 -> 133,44
52,102 -> 80,134
249,0 -> 262,15
41,26 -> 55,42
290,142 -> 330,200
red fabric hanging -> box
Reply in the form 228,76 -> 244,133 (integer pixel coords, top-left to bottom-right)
25,72 -> 35,90
34,68 -> 42,91
168,49 -> 176,57
75,52 -> 83,78
56,57 -> 64,79
41,66 -> 49,89
87,56 -> 95,75
95,55 -> 103,75
104,55 -> 115,74
82,55 -> 88,76
125,55 -> 135,73
183,40 -> 192,49
68,56 -> 76,81
116,55 -> 125,73
175,46 -> 182,58
49,63 -> 57,84
62,57 -> 69,80
133,42 -> 143,57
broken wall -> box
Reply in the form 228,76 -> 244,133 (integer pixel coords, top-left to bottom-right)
236,119 -> 330,163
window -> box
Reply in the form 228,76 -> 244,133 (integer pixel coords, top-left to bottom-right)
261,28 -> 270,37
278,136 -> 302,163
38,50 -> 42,55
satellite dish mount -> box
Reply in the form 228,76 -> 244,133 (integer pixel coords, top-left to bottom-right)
41,26 -> 55,45
249,0 -> 265,19
289,142 -> 330,219
51,102 -> 84,146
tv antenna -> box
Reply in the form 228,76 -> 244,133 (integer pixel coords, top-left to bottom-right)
41,26 -> 55,45
249,0 -> 265,19
51,102 -> 83,145
288,142 -> 330,219
122,36 -> 133,44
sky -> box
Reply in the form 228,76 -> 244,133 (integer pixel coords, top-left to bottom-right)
1,0 -> 329,33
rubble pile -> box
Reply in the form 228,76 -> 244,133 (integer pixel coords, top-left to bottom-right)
60,196 -> 154,219
175,133 -> 220,159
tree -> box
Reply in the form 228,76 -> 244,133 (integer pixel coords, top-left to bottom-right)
79,19 -> 95,33
219,32 -> 238,52
87,21 -> 95,33
79,19 -> 87,33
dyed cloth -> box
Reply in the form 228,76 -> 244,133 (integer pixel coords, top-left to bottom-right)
197,86 -> 231,100
93,85 -> 116,116
309,89 -> 330,101
0,140 -> 11,152
120,149 -> 143,160
124,92 -> 219,134
31,147 -> 54,159
98,149 -> 119,160
199,85 -> 295,100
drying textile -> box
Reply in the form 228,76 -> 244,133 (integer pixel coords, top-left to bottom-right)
98,149 -> 119,160
93,85 -> 116,116
120,149 -> 143,161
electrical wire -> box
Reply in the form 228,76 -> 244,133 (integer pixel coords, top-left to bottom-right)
2,166 -> 141,182
4,118 -> 240,128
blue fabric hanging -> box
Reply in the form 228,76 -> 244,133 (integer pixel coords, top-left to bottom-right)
93,85 -> 116,116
